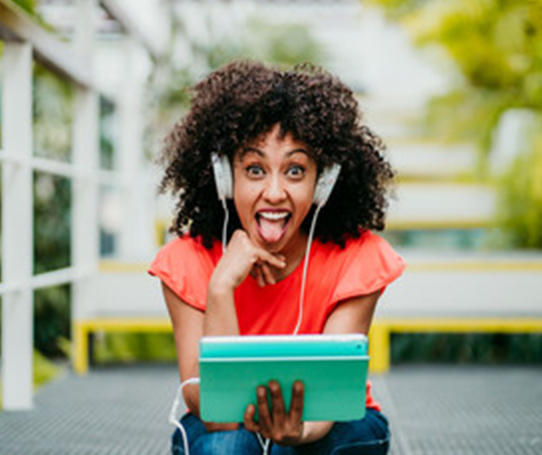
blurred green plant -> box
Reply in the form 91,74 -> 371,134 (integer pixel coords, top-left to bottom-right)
12,0 -> 36,15
496,130 -> 542,248
33,64 -> 73,162
366,0 -> 542,247
367,0 -> 542,154
145,16 -> 327,156
34,286 -> 71,357
392,333 -> 542,364
0,349 -> 64,410
93,333 -> 177,365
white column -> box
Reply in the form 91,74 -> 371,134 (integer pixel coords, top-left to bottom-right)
1,43 -> 34,410
71,0 -> 99,325
117,38 -> 155,259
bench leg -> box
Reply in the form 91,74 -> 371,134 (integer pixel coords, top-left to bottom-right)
369,324 -> 390,374
73,321 -> 89,375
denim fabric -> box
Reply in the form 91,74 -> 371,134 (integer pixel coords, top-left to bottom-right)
172,413 -> 262,455
171,408 -> 390,455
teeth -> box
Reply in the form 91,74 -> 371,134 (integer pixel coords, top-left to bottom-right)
259,211 -> 289,221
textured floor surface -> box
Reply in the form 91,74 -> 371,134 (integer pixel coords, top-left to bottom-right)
371,366 -> 542,455
0,364 -> 541,454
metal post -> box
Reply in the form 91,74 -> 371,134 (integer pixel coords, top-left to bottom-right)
1,42 -> 34,410
71,0 -> 99,372
117,37 -> 155,259
368,322 -> 391,374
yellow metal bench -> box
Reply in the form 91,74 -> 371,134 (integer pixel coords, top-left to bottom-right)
368,317 -> 542,373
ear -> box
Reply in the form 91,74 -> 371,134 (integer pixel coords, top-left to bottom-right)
313,163 -> 341,208
211,153 -> 233,200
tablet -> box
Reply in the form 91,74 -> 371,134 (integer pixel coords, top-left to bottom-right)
199,334 -> 369,423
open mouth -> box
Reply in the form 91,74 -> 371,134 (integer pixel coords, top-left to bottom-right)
256,211 -> 292,243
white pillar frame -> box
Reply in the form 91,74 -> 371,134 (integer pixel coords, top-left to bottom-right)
1,42 -> 34,410
71,0 -> 99,327
118,37 -> 153,259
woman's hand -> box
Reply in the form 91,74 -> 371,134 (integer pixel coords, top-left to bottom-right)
205,230 -> 286,336
243,380 -> 305,446
211,230 -> 286,291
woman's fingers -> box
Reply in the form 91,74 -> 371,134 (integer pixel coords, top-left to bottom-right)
259,263 -> 276,285
247,382 -> 306,445
253,264 -> 266,287
256,385 -> 273,438
288,380 -> 305,422
259,250 -> 287,270
268,381 -> 286,419
243,404 -> 260,433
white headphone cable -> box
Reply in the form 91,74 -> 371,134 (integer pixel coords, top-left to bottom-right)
169,377 -> 201,455
256,433 -> 271,455
293,204 -> 322,335
221,198 -> 229,254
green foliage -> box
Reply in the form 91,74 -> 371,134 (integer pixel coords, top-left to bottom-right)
34,286 -> 71,357
33,349 -> 63,387
33,64 -> 73,162
12,0 -> 36,15
99,96 -> 117,170
496,129 -> 542,248
392,333 -> 542,364
367,0 -> 542,245
145,17 -> 327,153
33,173 -> 71,274
368,0 -> 542,151
243,20 -> 327,68
0,350 -> 63,410
93,333 -> 177,364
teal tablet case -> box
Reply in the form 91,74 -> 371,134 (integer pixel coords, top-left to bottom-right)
199,334 -> 369,423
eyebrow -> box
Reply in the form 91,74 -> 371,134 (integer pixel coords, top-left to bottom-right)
237,147 -> 311,160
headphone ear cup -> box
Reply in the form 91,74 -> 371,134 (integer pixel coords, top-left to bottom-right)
313,163 -> 341,208
211,153 -> 233,200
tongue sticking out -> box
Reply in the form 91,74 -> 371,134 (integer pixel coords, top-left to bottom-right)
258,217 -> 287,243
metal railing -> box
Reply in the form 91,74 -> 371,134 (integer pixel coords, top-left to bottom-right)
0,0 -> 164,410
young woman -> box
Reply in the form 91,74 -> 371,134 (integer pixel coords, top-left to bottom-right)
149,61 -> 405,455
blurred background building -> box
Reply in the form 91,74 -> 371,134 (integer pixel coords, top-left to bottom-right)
1,0 -> 541,410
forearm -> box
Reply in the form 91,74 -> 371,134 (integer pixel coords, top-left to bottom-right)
298,421 -> 334,445
182,383 -> 201,416
204,278 -> 240,336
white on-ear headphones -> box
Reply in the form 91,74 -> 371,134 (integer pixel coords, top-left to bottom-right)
210,152 -> 341,208
211,153 -> 234,201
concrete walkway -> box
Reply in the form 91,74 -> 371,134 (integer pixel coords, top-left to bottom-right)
1,364 -> 540,454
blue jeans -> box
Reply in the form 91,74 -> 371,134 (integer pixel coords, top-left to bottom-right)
172,408 -> 390,455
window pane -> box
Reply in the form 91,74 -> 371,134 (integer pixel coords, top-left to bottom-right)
33,64 -> 73,163
34,284 -> 71,358
100,96 -> 117,170
99,185 -> 122,257
383,228 -> 489,250
33,171 -> 71,274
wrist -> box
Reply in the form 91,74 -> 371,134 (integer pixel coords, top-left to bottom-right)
208,276 -> 236,298
297,421 -> 333,445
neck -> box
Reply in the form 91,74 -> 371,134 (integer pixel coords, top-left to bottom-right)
273,233 -> 309,282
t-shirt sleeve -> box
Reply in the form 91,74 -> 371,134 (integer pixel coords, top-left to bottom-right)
331,232 -> 405,305
148,237 -> 214,311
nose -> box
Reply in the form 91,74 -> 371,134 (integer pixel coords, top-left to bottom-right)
263,174 -> 287,203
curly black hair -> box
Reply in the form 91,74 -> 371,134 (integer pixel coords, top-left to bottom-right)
159,60 -> 394,249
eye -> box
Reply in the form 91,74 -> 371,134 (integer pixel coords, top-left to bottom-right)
246,164 -> 265,178
287,165 -> 305,179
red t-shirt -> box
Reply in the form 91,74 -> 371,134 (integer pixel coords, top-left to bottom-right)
149,230 -> 405,411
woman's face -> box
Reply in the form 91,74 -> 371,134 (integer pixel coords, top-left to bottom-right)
233,124 -> 317,254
